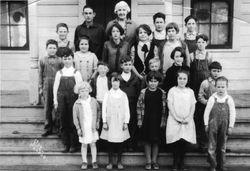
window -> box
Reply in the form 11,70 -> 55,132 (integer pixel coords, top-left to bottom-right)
191,0 -> 233,49
1,0 -> 29,50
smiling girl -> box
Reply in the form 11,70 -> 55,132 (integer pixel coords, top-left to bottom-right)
166,70 -> 196,171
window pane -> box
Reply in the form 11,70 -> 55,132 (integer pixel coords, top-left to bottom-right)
10,26 -> 27,47
198,24 -> 210,37
211,24 -> 228,45
194,2 -> 210,23
211,1 -> 229,23
10,2 -> 27,25
1,2 -> 9,24
0,26 -> 10,47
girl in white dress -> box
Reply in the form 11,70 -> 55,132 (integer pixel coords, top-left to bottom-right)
73,81 -> 101,170
166,69 -> 196,171
100,72 -> 130,170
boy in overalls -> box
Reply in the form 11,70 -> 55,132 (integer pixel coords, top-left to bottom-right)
204,76 -> 236,171
53,47 -> 83,153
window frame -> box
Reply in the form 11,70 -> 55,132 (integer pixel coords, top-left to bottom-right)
0,0 -> 30,50
191,0 -> 234,49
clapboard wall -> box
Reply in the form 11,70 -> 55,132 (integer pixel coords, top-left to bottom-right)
1,0 -> 250,91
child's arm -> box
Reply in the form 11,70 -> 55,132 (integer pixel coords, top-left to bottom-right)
184,91 -> 196,123
74,71 -> 83,84
53,71 -> 61,109
204,96 -> 215,132
96,100 -> 101,130
123,94 -> 130,130
136,90 -> 145,128
185,45 -> 191,67
153,46 -> 159,59
228,96 -> 236,128
160,90 -> 167,128
102,92 -> 109,130
38,58 -> 45,95
198,80 -> 209,105
167,89 -> 183,123
73,103 -> 82,137
91,54 -> 99,80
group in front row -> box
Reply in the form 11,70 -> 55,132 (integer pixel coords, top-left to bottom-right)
38,1 -> 236,171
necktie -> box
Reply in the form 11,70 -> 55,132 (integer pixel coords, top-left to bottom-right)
141,44 -> 149,60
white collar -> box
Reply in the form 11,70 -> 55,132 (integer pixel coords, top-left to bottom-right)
138,41 -> 150,48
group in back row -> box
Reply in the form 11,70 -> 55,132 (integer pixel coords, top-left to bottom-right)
38,1 -> 236,171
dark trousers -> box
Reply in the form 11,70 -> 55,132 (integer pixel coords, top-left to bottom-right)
43,80 -> 55,132
127,101 -> 138,150
194,102 -> 207,148
172,139 -> 188,169
107,142 -> 123,164
57,91 -> 78,148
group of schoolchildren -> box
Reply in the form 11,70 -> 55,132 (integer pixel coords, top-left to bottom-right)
39,2 -> 236,171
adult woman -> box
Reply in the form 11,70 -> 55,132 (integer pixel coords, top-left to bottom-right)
105,1 -> 137,46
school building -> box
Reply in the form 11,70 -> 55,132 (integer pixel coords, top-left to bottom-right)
1,0 -> 250,168
0,0 -> 250,103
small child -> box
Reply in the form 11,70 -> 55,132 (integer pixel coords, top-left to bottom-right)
131,24 -> 158,79
102,23 -> 130,74
166,70 -> 196,171
53,47 -> 83,153
152,12 -> 166,47
204,76 -> 236,171
184,15 -> 199,54
137,71 -> 167,170
90,61 -> 111,151
162,47 -> 190,94
190,34 -> 213,97
73,81 -> 100,170
39,39 -> 62,137
90,61 -> 111,104
74,35 -> 99,81
119,56 -> 141,151
100,72 -> 130,170
56,23 -> 74,50
196,61 -> 222,151
149,58 -> 161,72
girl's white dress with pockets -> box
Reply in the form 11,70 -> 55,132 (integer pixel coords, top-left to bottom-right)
166,87 -> 197,144
100,89 -> 130,143
79,97 -> 99,144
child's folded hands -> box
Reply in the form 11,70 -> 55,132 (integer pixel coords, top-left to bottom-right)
123,123 -> 128,131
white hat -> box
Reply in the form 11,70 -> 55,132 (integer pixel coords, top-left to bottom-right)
114,1 -> 130,13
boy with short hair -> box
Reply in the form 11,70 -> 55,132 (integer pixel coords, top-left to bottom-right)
196,61 -> 222,151
39,39 -> 62,137
74,5 -> 105,60
119,56 -> 141,151
53,47 -> 83,153
149,58 -> 161,72
56,23 -> 74,50
152,12 -> 166,47
204,76 -> 236,171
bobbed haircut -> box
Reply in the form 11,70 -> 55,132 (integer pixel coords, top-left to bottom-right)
146,71 -> 163,83
166,22 -> 179,34
170,46 -> 186,60
107,23 -> 125,36
136,24 -> 152,36
120,56 -> 133,64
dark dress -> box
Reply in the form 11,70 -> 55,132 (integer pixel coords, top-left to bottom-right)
141,88 -> 163,143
